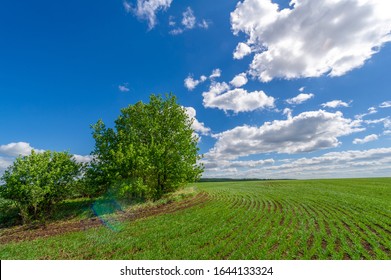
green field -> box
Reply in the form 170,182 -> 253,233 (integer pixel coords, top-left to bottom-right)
1,178 -> 390,259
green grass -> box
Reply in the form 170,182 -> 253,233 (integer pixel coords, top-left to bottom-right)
0,178 -> 390,259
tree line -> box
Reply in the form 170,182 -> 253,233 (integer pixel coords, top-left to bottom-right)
0,94 -> 203,224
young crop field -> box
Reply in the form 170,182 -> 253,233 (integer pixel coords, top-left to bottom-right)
0,178 -> 390,260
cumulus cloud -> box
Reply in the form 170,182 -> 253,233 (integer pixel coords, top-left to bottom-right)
0,142 -> 45,157
286,93 -> 314,105
231,0 -> 391,82
379,101 -> 391,108
353,134 -> 378,144
233,42 -> 252,59
184,69 -> 222,91
207,110 -> 363,160
202,82 -> 275,113
124,0 -> 173,29
321,100 -> 350,108
209,69 -> 222,79
230,73 -> 248,88
184,75 -> 207,91
184,107 -> 211,136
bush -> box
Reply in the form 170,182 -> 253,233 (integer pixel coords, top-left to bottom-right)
0,197 -> 21,227
0,150 -> 82,223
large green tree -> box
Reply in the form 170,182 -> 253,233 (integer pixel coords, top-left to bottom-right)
88,94 -> 203,200
0,150 -> 82,223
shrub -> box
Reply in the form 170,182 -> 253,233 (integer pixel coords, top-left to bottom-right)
0,150 -> 82,223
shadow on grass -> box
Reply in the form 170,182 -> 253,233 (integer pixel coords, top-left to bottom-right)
0,196 -> 147,229
51,198 -> 96,221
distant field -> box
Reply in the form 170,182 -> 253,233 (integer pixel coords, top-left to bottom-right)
1,178 -> 390,259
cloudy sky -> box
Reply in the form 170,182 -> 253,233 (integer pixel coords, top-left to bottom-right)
1,0 -> 391,179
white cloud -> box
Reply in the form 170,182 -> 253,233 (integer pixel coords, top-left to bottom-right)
168,15 -> 176,26
0,142 -> 45,157
0,156 -> 14,176
379,101 -> 391,108
385,118 -> 391,129
231,0 -> 391,82
299,87 -> 305,92
118,84 -> 130,92
283,108 -> 293,119
364,117 -> 390,126
184,69 -> 223,91
203,148 -> 391,179
286,93 -> 314,105
263,148 -> 391,179
230,73 -> 248,88
184,107 -> 211,136
169,7 -> 210,35
0,156 -> 13,169
233,42 -> 252,60
202,82 -> 275,113
209,69 -> 222,79
207,110 -> 363,160
353,134 -> 379,144
202,158 -> 274,170
368,107 -> 378,114
125,0 -> 173,29
73,155 -> 94,164
321,100 -> 350,108
182,7 -> 196,29
123,1 -> 132,12
198,19 -> 209,29
355,106 -> 378,119
184,75 -> 207,91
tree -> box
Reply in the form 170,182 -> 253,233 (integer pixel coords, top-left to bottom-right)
0,150 -> 82,223
87,94 -> 203,200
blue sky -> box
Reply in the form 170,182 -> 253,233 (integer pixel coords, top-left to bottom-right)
1,0 -> 391,179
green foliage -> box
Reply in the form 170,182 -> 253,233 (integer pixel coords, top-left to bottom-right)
0,197 -> 20,227
0,150 -> 82,223
87,93 -> 203,200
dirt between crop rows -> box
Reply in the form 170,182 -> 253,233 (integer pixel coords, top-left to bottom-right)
0,192 -> 209,244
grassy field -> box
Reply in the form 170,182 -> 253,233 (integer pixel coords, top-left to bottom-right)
0,178 -> 390,259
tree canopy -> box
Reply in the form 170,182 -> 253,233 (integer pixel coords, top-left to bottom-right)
88,94 -> 203,200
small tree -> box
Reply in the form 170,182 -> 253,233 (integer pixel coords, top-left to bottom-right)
0,150 -> 82,223
88,94 -> 203,200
